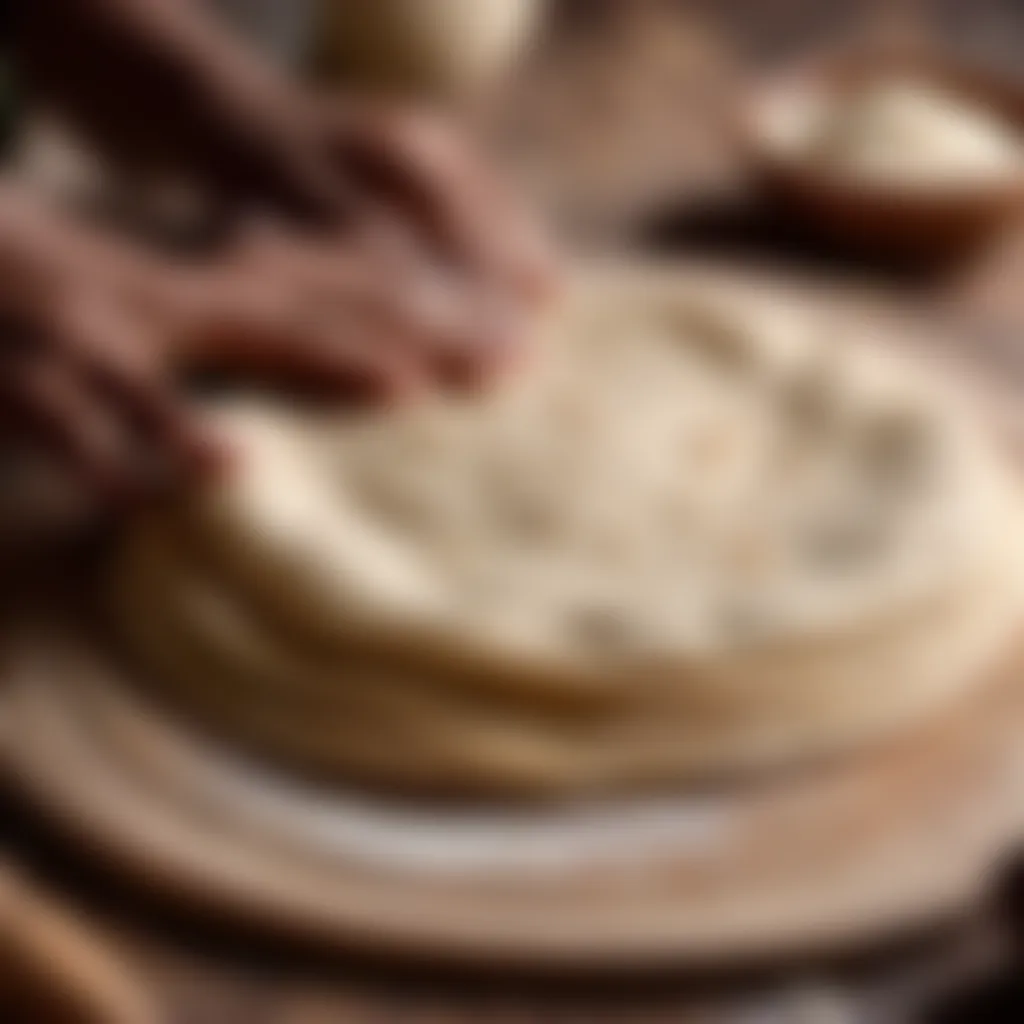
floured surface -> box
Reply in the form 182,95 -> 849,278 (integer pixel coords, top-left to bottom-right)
108,268 -> 1024,793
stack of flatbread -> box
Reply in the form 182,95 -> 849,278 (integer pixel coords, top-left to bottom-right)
108,271 -> 1024,796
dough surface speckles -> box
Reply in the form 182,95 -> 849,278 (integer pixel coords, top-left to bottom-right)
107,271 -> 1024,796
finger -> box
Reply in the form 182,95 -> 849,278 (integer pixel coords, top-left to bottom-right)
327,107 -> 554,297
427,300 -> 531,388
348,206 -> 424,274
350,272 -> 527,388
227,237 -> 517,388
95,366 -> 228,486
186,307 -> 419,404
51,303 -> 224,481
230,225 -> 448,339
327,109 -> 497,270
183,234 -> 443,389
0,356 -> 130,500
223,221 -> 391,301
230,212 -> 443,327
233,223 -> 519,365
273,240 -> 531,389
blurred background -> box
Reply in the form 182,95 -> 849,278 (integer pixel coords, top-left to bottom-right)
7,0 -> 1024,1021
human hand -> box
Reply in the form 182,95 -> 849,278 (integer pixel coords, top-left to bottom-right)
18,0 -> 555,303
0,195 -> 526,508
191,220 -> 530,395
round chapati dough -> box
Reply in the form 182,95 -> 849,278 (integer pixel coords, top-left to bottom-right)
107,270 -> 1024,796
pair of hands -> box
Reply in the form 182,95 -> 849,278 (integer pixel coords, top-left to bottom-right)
4,0 -> 553,507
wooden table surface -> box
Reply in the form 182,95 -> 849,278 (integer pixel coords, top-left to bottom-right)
9,2 -> 1024,1021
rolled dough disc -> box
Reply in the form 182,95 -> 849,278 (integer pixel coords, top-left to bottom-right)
107,267 -> 1024,795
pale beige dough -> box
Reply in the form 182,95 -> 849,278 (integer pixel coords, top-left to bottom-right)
763,77 -> 1024,187
108,270 -> 1024,795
